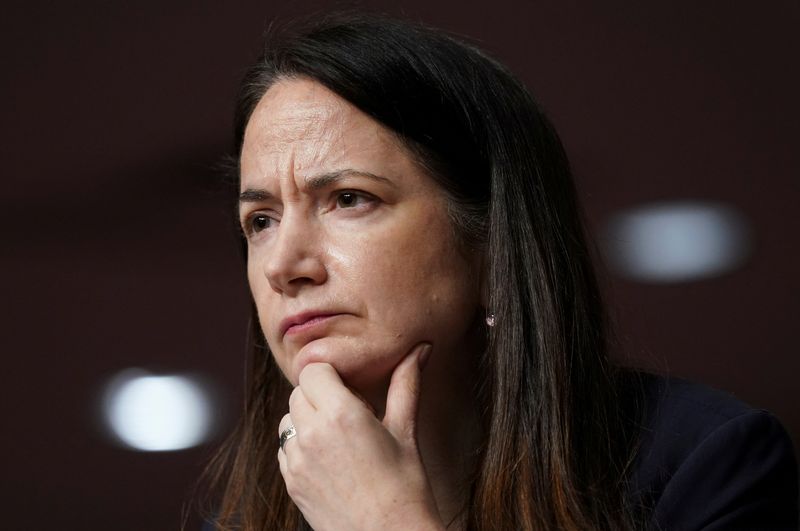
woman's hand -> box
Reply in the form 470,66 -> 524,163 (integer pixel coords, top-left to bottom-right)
277,343 -> 445,531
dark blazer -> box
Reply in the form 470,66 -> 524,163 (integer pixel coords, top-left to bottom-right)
203,372 -> 799,530
626,372 -> 799,530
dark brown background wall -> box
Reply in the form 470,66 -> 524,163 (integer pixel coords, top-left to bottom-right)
2,1 -> 798,529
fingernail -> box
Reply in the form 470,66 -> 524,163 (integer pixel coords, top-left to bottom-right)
417,344 -> 432,370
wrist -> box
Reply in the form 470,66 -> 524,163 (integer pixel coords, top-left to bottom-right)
381,505 -> 445,531
388,519 -> 446,531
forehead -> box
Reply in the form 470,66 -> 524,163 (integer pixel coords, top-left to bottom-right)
245,78 -> 346,145
240,78 -> 406,183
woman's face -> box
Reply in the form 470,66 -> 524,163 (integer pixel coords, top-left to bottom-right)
239,77 -> 483,402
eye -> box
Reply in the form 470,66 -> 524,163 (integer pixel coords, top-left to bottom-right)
336,191 -> 358,208
335,191 -> 373,209
252,214 -> 270,232
243,212 -> 278,237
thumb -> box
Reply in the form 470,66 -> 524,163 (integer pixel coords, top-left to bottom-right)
382,343 -> 432,444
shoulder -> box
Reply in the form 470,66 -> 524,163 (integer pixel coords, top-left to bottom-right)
624,371 -> 799,530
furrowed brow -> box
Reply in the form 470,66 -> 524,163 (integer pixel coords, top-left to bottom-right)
305,169 -> 395,191
238,189 -> 274,203
238,169 -> 394,204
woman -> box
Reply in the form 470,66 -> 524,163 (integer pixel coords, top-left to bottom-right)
204,13 -> 798,530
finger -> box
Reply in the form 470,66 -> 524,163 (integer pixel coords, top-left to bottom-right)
278,412 -> 293,438
278,412 -> 298,453
277,440 -> 288,478
349,387 -> 377,416
289,385 -> 315,427
298,362 -> 352,409
383,343 -> 431,443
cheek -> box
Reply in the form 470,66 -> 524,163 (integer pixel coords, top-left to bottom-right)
355,215 -> 480,345
389,268 -> 480,346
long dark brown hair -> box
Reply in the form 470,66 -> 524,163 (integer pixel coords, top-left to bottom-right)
202,12 -> 648,531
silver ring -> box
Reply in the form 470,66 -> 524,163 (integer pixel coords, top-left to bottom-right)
279,424 -> 297,451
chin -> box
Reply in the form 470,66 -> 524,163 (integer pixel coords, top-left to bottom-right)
290,337 -> 399,396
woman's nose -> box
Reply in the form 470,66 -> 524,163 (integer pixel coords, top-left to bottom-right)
263,217 -> 327,296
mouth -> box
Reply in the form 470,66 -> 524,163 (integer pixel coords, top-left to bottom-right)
279,311 -> 347,338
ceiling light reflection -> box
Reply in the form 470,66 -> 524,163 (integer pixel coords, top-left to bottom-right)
103,369 -> 214,451
603,201 -> 751,282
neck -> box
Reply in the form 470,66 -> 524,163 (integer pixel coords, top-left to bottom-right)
415,339 -> 484,528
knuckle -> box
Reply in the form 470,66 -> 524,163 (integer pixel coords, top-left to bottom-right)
296,426 -> 314,449
286,452 -> 305,477
283,475 -> 299,498
289,386 -> 302,408
327,400 -> 348,422
329,402 -> 360,428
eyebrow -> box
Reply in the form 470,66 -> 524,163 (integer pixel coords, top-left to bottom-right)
238,169 -> 395,203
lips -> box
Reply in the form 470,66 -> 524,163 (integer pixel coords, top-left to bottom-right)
279,311 -> 346,338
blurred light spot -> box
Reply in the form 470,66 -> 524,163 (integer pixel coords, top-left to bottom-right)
103,369 -> 213,451
603,201 -> 751,282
